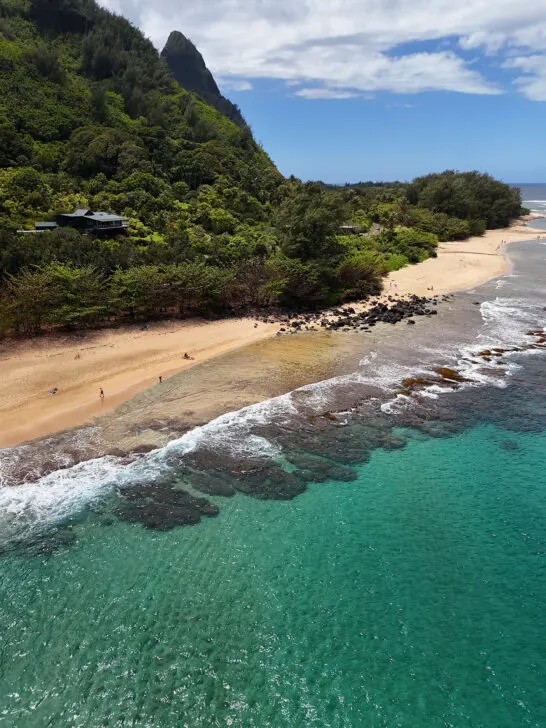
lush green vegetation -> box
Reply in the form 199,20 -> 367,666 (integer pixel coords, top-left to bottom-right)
0,0 -> 525,335
406,171 -> 523,229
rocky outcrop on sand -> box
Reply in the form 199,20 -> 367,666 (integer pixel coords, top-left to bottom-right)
259,294 -> 449,336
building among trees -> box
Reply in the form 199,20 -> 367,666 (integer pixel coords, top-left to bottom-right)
35,209 -> 129,234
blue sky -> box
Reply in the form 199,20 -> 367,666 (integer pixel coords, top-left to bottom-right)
102,0 -> 546,183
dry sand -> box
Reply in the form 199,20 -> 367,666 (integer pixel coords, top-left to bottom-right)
385,219 -> 543,297
0,218 -> 543,447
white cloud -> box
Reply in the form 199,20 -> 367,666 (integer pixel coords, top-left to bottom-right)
459,31 -> 508,55
295,88 -> 359,99
99,0 -> 546,99
219,79 -> 253,92
504,55 -> 546,100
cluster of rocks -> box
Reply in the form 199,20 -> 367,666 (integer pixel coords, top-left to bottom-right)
473,328 -> 546,362
115,479 -> 219,530
114,325 -> 546,532
257,294 -> 454,335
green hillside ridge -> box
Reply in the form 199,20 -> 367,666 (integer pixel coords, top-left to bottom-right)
0,0 -> 525,336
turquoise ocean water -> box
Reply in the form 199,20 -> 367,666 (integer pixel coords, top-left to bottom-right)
1,239 -> 546,726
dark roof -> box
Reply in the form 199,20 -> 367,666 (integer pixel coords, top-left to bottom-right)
57,209 -> 127,222
86,212 -> 127,222
58,208 -> 90,218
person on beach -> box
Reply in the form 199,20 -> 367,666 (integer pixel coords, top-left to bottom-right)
159,376 -> 163,384
183,353 -> 194,360
99,387 -> 104,399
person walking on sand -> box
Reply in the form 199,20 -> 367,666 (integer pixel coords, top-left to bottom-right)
159,376 -> 163,384
99,387 -> 104,399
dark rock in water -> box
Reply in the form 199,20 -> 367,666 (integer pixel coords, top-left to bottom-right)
105,447 -> 129,458
5,524 -> 79,558
116,482 -> 218,530
183,448 -> 267,477
188,470 -> 236,497
235,468 -> 307,500
500,440 -> 519,451
287,453 -> 358,483
435,367 -> 465,382
325,464 -> 359,481
402,376 -> 440,391
131,444 -> 158,454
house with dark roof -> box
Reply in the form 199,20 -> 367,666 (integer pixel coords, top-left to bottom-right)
55,209 -> 130,233
32,209 -> 129,235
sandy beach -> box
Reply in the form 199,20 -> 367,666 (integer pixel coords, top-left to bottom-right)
386,219 -> 543,296
0,317 -> 278,447
0,219 -> 542,448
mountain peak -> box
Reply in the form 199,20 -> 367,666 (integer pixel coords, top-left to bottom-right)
162,31 -> 221,97
161,31 -> 246,128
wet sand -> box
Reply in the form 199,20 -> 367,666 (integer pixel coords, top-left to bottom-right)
0,219 -> 542,448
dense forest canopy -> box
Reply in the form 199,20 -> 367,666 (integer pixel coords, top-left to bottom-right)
0,0 -> 526,335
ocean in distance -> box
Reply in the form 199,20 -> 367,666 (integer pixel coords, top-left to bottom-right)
1,237 -> 546,726
518,182 -> 546,229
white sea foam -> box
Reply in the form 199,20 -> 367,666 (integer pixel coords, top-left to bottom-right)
0,392 -> 302,548
379,295 -> 544,415
523,200 -> 546,213
380,395 -> 411,414
359,351 -> 378,367
0,456 -> 122,550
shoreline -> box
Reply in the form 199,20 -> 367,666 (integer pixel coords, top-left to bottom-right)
0,218 -> 543,449
384,217 -> 542,297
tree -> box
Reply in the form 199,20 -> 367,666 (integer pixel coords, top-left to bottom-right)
336,253 -> 384,300
406,171 -> 523,228
275,182 -> 348,262
5,266 -> 59,335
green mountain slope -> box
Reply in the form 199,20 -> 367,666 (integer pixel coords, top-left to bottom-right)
161,31 -> 246,129
0,0 -> 281,234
